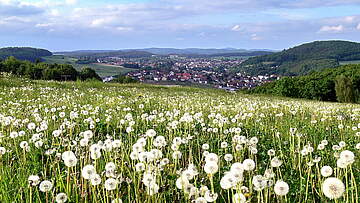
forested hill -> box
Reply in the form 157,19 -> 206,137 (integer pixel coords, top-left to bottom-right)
237,40 -> 360,76
0,47 -> 52,62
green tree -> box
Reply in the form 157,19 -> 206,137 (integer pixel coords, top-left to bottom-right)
274,77 -> 299,97
79,67 -> 102,81
335,75 -> 355,103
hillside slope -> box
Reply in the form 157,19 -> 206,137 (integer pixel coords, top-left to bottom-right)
0,47 -> 52,62
237,40 -> 360,76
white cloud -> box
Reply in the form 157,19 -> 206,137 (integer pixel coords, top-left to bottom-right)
357,23 -> 360,30
0,0 -> 44,16
318,25 -> 344,33
116,26 -> 133,31
65,0 -> 77,5
35,23 -> 52,28
91,18 -> 107,27
231,25 -> 242,31
344,16 -> 356,22
251,33 -> 262,40
50,9 -> 60,16
0,0 -> 12,5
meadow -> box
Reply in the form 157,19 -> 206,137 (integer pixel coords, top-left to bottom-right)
42,56 -> 135,77
0,74 -> 359,202
339,60 -> 360,65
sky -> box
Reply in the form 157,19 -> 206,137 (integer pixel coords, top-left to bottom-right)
1,0 -> 360,51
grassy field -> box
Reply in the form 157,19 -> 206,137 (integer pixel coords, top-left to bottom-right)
0,75 -> 359,202
339,60 -> 360,65
42,55 -> 135,77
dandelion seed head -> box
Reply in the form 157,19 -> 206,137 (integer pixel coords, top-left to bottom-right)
322,177 -> 345,199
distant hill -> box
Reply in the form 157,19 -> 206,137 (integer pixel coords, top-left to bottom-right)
0,47 -> 52,62
203,51 -> 273,58
132,48 -> 250,55
237,40 -> 360,76
57,50 -> 154,58
56,48 -> 276,58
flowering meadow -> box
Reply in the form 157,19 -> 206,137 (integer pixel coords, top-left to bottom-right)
0,76 -> 359,203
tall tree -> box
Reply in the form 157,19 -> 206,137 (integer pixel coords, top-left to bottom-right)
334,75 -> 355,103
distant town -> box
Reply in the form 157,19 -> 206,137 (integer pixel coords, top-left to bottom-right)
99,55 -> 279,90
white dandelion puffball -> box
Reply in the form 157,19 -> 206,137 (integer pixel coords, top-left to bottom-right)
339,150 -> 355,163
104,178 -> 118,191
195,197 -> 207,203
39,180 -> 53,192
105,162 -> 116,171
176,176 -> 189,189
111,198 -> 123,203
220,174 -> 237,189
82,165 -> 96,180
61,151 -> 75,161
91,174 -> 102,186
62,151 -> 78,167
243,159 -> 256,171
233,193 -> 246,203
204,190 -> 218,202
204,161 -> 218,174
224,154 -> 233,162
205,153 -> 219,163
336,158 -> 348,169
146,129 -> 156,137
28,175 -> 40,186
55,193 -> 68,203
202,144 -> 209,150
274,180 -> 289,196
270,157 -> 282,168
322,177 -> 345,199
135,162 -> 146,172
0,147 -> 6,155
230,162 -> 244,174
142,173 -> 156,187
146,183 -> 160,196
320,166 -> 333,177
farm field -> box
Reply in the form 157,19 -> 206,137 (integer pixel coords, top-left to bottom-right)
42,56 -> 135,77
339,60 -> 360,65
0,75 -> 359,202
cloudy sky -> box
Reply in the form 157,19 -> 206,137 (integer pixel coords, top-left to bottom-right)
1,0 -> 360,51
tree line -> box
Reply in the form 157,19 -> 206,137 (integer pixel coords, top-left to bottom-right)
0,56 -> 102,81
249,64 -> 360,103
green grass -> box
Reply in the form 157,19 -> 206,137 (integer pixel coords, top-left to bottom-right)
0,75 -> 359,203
42,55 -> 135,77
339,60 -> 360,65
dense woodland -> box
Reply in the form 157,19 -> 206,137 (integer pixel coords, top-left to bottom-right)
237,41 -> 360,76
249,64 -> 360,103
0,47 -> 52,62
0,56 -> 101,81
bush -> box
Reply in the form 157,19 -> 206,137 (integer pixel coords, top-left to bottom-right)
79,67 -> 102,81
111,76 -> 138,84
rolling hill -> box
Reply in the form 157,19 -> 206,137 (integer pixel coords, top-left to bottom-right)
56,48 -> 275,58
237,40 -> 360,76
56,50 -> 154,58
0,47 -> 52,62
